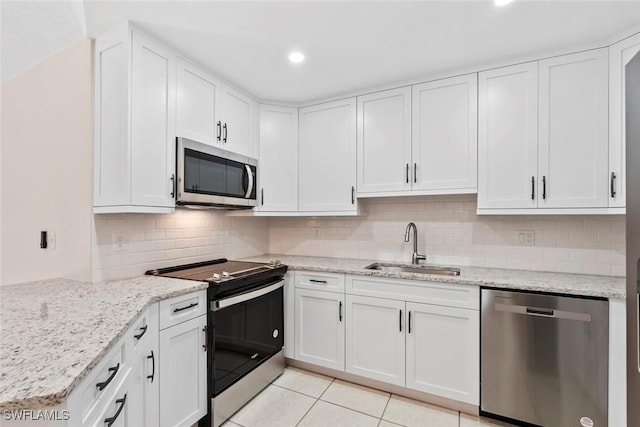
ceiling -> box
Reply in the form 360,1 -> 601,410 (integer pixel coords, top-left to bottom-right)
4,1 -> 640,103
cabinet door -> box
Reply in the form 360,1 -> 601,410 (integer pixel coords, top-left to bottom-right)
283,272 -> 295,359
357,87 -> 411,194
538,48 -> 609,208
412,74 -> 478,192
220,83 -> 255,157
610,33 -> 640,208
478,62 -> 538,209
405,302 -> 479,405
176,58 -> 219,146
345,295 -> 405,386
159,315 -> 207,427
294,288 -> 345,371
258,104 -> 299,211
130,32 -> 176,208
128,305 -> 159,427
299,98 -> 357,212
89,369 -> 133,427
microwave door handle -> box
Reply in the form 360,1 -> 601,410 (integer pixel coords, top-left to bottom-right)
244,165 -> 254,198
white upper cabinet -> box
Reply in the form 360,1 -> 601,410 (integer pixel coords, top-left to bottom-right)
357,87 -> 412,194
94,24 -> 176,213
538,48 -> 609,209
609,33 -> 640,209
176,58 -> 219,146
412,74 -> 478,193
258,104 -> 299,212
219,83 -> 257,157
478,62 -> 539,210
299,98 -> 357,213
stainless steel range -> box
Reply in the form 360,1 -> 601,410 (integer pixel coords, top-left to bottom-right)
147,258 -> 288,427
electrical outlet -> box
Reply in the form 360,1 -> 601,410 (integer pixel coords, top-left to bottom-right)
516,230 -> 535,246
113,233 -> 126,251
48,232 -> 56,250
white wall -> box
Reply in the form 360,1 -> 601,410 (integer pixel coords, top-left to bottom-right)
1,38 -> 93,286
92,210 -> 269,282
269,195 -> 626,276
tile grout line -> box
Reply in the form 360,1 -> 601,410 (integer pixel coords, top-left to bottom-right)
295,396 -> 321,427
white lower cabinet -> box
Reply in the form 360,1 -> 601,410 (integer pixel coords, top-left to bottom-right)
294,288 -> 345,371
283,271 -> 295,359
345,295 -> 405,386
405,302 -> 479,405
159,313 -> 208,427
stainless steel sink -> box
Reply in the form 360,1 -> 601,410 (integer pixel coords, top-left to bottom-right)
364,262 -> 461,276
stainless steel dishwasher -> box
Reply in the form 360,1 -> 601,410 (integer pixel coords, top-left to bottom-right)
481,289 -> 608,427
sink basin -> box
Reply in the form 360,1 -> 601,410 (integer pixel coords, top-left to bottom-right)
364,262 -> 461,276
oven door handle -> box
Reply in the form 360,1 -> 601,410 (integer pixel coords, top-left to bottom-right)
212,280 -> 283,311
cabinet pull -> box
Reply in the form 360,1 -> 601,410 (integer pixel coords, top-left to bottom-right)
406,164 -> 409,184
408,311 -> 412,334
223,123 -> 228,143
261,188 -> 264,206
96,363 -> 119,391
339,301 -> 343,322
173,302 -> 198,313
134,325 -> 147,340
147,351 -> 155,382
542,176 -> 547,200
202,325 -> 208,352
217,121 -> 222,142
399,309 -> 403,332
531,176 -> 535,200
104,394 -> 127,427
170,174 -> 175,198
309,279 -> 327,284
414,163 -> 417,183
611,172 -> 617,198
351,186 -> 355,205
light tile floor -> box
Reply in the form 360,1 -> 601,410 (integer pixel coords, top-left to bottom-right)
222,367 -> 517,427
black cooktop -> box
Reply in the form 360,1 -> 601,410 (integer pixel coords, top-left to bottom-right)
146,258 -> 288,300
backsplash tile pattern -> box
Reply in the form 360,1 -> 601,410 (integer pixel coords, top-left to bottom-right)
269,195 -> 626,276
93,210 -> 269,282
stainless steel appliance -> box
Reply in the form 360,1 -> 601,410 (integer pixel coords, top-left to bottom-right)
626,50 -> 640,426
481,289 -> 608,427
176,137 -> 257,209
147,259 -> 287,427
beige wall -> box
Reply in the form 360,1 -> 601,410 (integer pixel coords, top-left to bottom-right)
1,38 -> 93,285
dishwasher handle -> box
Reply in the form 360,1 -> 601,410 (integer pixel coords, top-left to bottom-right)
494,302 -> 591,322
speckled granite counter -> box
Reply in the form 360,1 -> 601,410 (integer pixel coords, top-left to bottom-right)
242,254 -> 626,299
0,276 -> 207,410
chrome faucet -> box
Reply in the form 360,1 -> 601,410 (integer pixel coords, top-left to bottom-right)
405,222 -> 426,265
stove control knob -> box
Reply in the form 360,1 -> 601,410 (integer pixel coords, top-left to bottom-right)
213,273 -> 221,280
222,271 -> 230,278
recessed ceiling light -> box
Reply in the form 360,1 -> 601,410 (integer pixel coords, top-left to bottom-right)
289,51 -> 305,64
495,0 -> 514,5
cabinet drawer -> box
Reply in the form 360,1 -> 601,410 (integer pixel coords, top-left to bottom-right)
159,290 -> 207,330
128,304 -> 158,350
295,271 -> 345,293
68,340 -> 126,426
346,275 -> 479,310
87,367 -> 132,427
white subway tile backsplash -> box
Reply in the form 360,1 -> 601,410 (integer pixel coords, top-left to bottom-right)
269,195 -> 625,276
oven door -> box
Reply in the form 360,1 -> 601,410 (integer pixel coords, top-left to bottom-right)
212,279 -> 284,397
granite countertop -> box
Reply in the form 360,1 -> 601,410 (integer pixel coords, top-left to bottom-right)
242,254 -> 626,299
0,276 -> 207,410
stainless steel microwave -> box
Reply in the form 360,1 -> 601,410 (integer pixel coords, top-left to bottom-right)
176,137 -> 257,209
